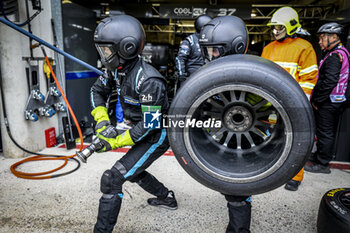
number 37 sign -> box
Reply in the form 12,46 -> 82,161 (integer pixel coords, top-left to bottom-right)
160,4 -> 251,19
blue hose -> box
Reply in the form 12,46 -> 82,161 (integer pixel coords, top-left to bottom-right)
0,16 -> 103,76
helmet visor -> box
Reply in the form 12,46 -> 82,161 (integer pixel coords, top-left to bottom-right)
95,44 -> 115,60
201,46 -> 225,62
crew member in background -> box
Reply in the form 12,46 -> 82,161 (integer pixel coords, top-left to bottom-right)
306,22 -> 350,173
175,14 -> 212,87
199,16 -> 251,233
90,15 -> 177,233
261,6 -> 318,191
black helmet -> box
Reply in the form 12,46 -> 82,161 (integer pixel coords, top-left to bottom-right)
94,15 -> 145,71
194,15 -> 212,33
317,22 -> 344,35
199,16 -> 248,62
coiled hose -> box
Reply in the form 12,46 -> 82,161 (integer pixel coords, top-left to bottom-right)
5,46 -> 84,179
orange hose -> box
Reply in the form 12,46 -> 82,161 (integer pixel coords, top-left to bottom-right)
10,54 -> 84,179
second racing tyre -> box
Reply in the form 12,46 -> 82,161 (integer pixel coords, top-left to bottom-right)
167,54 -> 315,195
317,188 -> 350,233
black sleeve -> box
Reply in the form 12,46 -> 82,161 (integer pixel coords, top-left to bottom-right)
129,77 -> 168,142
175,39 -> 190,77
312,53 -> 342,105
90,74 -> 115,109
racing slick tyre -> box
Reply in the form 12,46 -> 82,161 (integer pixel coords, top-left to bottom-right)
167,54 -> 315,195
317,188 -> 350,233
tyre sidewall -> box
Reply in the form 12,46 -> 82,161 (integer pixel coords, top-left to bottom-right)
168,55 -> 315,195
317,188 -> 350,233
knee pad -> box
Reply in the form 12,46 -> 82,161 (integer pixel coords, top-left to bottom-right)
100,169 -> 124,194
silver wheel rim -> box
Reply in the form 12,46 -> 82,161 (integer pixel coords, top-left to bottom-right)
183,84 -> 293,183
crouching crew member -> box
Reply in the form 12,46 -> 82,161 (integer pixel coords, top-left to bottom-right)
91,15 -> 177,233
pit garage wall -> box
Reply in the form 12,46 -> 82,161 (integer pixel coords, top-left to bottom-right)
336,109 -> 350,162
335,25 -> 350,162
0,0 -> 59,158
62,2 -> 98,129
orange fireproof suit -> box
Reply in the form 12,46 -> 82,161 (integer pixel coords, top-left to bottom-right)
262,37 -> 318,182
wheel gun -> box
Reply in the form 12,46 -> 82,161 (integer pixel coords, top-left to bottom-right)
76,137 -> 104,163
76,125 -> 119,163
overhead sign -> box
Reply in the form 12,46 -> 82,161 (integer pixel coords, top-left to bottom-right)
159,4 -> 251,20
109,4 -> 153,18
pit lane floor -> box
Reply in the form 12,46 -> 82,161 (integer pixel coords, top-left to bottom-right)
0,145 -> 349,233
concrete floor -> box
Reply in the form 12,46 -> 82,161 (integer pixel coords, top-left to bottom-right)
0,146 -> 349,233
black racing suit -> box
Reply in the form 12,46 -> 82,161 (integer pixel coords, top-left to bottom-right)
175,33 -> 204,85
311,42 -> 346,165
224,195 -> 251,233
91,57 -> 171,233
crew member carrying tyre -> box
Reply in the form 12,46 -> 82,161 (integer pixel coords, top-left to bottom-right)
262,6 -> 318,191
306,23 -> 350,173
175,14 -> 212,87
199,16 -> 251,233
90,15 -> 177,233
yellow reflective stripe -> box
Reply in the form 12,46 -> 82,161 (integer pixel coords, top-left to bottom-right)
274,61 -> 298,68
299,65 -> 318,75
299,82 -> 315,89
274,61 -> 299,79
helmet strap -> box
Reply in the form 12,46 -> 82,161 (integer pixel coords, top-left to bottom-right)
326,34 -> 340,50
119,57 -> 126,67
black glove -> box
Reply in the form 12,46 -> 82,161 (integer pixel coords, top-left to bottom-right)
95,121 -> 118,138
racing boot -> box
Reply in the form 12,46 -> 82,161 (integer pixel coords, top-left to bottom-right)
284,180 -> 301,191
147,190 -> 178,210
305,162 -> 331,174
